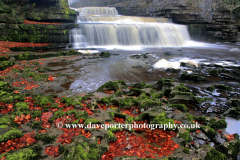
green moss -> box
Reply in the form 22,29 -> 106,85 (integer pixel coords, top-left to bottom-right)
109,112 -> 114,119
0,125 -> 7,129
126,116 -> 133,124
183,147 -> 190,154
64,141 -> 102,160
97,96 -> 113,105
170,104 -> 188,112
179,130 -> 192,143
152,79 -> 174,90
137,93 -> 151,101
118,97 -> 134,109
31,110 -> 41,118
114,91 -> 124,97
196,97 -> 213,102
131,82 -> 147,89
15,102 -> 29,111
107,125 -> 120,133
99,51 -> 111,58
97,81 -> 119,92
84,119 -> 101,127
0,116 -> 10,125
208,118 -> 227,129
35,96 -> 55,107
61,97 -> 76,106
128,88 -> 144,96
22,71 -> 48,81
32,121 -> 42,129
34,133 -> 56,144
151,112 -> 174,126
194,116 -> 206,124
215,85 -> 233,91
185,113 -> 194,122
205,149 -> 227,160
0,61 -> 15,71
209,69 -> 220,76
105,131 -> 117,142
48,110 -> 65,123
0,128 -> 23,142
206,85 -> 215,92
216,140 -> 240,158
174,84 -> 190,92
140,100 -> 162,110
0,145 -> 42,160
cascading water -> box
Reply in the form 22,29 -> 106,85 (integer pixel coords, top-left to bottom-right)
68,7 -> 192,49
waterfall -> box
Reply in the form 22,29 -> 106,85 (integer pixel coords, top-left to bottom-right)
68,7 -> 191,49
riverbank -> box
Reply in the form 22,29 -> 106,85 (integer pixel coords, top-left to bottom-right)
0,46 -> 240,159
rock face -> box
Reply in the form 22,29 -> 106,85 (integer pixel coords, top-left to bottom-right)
112,0 -> 240,42
0,0 -> 77,48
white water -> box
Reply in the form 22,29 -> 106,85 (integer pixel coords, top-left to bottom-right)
68,7 -> 192,49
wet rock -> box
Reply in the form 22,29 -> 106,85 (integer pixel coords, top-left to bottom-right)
161,97 -> 168,103
221,130 -> 230,141
220,73 -> 234,80
226,99 -> 240,108
194,139 -> 206,145
229,48 -> 240,52
209,142 -> 215,148
195,132 -> 208,141
237,154 -> 240,160
9,57 -> 15,62
193,140 -> 200,149
213,132 -> 226,144
180,72 -> 206,81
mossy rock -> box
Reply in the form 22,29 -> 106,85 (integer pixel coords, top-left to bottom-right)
208,118 -> 227,129
223,107 -> 240,120
173,84 -> 190,92
151,112 -> 175,127
0,116 -> 10,125
152,79 -> 174,90
205,149 -> 227,160
139,100 -> 162,111
104,130 -> 117,142
179,130 -> 192,146
15,102 -> 29,111
130,82 -> 147,89
200,125 -> 217,139
127,88 -> 145,96
226,99 -> 240,108
97,80 -> 127,92
180,72 -> 206,81
0,144 -> 42,160
215,140 -> 240,159
0,128 -> 23,143
64,141 -> 106,160
34,96 -> 55,107
99,51 -> 111,58
169,104 -> 188,112
34,133 -> 56,144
